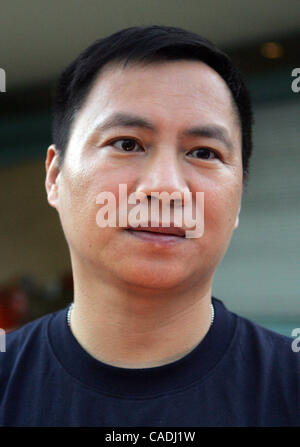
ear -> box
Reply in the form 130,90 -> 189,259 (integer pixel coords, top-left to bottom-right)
234,204 -> 241,230
45,144 -> 61,210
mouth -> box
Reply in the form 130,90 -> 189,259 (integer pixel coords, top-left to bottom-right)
126,224 -> 186,237
125,225 -> 186,245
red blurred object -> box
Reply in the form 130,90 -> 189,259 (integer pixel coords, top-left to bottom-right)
0,281 -> 29,332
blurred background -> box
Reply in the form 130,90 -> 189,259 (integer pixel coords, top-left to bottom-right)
0,0 -> 299,334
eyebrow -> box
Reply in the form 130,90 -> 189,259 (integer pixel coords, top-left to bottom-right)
93,112 -> 232,150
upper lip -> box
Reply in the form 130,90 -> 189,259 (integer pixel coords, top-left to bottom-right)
126,223 -> 186,237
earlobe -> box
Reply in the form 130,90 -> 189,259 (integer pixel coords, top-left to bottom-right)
45,144 -> 61,210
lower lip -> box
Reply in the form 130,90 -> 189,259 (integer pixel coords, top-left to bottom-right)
126,230 -> 185,245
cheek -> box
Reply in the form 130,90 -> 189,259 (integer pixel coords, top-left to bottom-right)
201,180 -> 241,238
58,165 -> 135,241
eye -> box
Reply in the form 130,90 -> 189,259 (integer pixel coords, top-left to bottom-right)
187,148 -> 219,160
111,138 -> 144,152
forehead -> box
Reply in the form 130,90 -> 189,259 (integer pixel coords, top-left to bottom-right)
75,59 -> 239,137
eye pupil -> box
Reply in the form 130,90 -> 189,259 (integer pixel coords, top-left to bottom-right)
122,139 -> 136,151
192,148 -> 217,160
197,149 -> 211,159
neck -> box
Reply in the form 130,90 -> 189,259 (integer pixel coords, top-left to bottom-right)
69,267 -> 214,369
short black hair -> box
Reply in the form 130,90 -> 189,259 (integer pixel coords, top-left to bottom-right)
52,25 -> 253,182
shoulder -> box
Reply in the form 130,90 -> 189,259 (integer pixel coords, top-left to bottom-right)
237,312 -> 296,348
213,297 -> 300,369
0,309 -> 65,381
225,310 -> 300,424
235,312 -> 300,371
5,310 -> 57,345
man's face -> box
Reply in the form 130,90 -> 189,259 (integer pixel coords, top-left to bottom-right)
46,60 -> 243,291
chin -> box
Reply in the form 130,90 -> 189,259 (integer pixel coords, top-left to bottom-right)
116,264 -> 192,290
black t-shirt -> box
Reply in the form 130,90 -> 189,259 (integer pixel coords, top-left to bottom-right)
0,297 -> 299,426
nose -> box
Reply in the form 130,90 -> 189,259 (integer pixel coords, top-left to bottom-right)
134,148 -> 191,207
